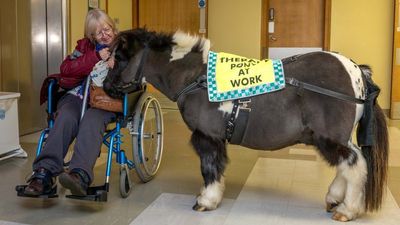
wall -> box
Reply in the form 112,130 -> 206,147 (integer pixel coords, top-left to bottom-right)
330,0 -> 394,109
107,0 -> 132,32
69,0 -> 132,53
69,0 -> 91,52
208,0 -> 262,59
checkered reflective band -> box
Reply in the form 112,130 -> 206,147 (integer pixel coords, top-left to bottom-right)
207,51 -> 285,102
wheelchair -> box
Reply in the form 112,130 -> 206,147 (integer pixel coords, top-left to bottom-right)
16,76 -> 164,201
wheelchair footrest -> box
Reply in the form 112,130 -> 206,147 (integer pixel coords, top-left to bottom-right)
65,185 -> 108,202
15,185 -> 58,198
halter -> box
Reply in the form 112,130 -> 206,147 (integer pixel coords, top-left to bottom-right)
116,45 -> 150,93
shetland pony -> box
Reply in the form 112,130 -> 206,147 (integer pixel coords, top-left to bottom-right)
104,29 -> 388,221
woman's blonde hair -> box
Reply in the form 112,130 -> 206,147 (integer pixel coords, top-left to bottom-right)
84,8 -> 117,43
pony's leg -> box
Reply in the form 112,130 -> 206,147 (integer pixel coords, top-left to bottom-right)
332,143 -> 367,221
325,171 -> 346,212
190,130 -> 227,211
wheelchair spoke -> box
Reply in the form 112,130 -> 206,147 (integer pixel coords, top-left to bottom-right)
142,133 -> 155,139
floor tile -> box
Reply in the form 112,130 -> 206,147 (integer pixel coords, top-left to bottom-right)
129,193 -> 234,225
224,158 -> 400,225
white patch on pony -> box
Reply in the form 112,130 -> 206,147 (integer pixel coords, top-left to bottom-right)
141,77 -> 147,85
170,31 -> 210,64
326,52 -> 365,100
326,171 -> 346,209
201,39 -> 211,63
326,52 -> 365,133
334,142 -> 367,220
197,177 -> 225,210
350,103 -> 365,143
218,101 -> 234,116
355,104 -> 364,124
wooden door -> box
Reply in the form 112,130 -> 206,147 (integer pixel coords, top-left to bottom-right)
137,0 -> 206,35
262,0 -> 330,59
392,0 -> 400,119
136,0 -> 207,93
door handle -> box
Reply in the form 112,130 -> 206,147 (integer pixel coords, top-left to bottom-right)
268,8 -> 275,34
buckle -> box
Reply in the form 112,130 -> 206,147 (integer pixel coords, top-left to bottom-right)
286,77 -> 299,86
238,99 -> 251,111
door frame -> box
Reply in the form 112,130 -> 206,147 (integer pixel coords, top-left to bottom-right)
391,0 -> 400,119
261,0 -> 331,58
132,0 -> 139,28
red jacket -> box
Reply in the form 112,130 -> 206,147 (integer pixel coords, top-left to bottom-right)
60,38 -> 101,79
40,38 -> 101,105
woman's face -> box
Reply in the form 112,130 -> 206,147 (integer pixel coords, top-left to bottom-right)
94,23 -> 115,45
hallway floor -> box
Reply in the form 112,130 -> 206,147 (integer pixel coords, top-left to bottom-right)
0,95 -> 399,225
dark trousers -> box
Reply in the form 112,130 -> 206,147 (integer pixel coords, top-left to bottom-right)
33,94 -> 115,183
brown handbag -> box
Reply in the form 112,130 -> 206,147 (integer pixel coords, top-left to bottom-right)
89,85 -> 123,112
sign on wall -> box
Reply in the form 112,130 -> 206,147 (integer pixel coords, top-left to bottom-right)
88,0 -> 99,9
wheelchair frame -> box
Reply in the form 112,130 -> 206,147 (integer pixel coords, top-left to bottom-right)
16,76 -> 164,201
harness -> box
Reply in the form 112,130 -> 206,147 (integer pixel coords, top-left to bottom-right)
282,55 -> 366,104
116,49 -> 374,145
176,54 -> 369,144
285,77 -> 365,104
172,75 -> 208,102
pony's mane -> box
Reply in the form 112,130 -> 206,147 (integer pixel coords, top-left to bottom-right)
171,31 -> 210,63
127,28 -> 174,51
118,28 -> 210,63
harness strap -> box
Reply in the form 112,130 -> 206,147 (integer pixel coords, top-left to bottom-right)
171,73 -> 251,143
282,53 -> 364,104
285,77 -> 365,104
226,99 -> 251,144
173,75 -> 207,102
226,100 -> 239,141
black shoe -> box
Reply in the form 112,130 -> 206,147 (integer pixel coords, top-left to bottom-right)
23,168 -> 55,196
59,169 -> 89,196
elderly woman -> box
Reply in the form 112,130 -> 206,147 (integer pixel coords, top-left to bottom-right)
24,9 -> 117,197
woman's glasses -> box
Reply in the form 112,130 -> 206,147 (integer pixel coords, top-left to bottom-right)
95,26 -> 112,39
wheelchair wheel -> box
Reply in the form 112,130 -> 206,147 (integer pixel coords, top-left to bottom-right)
130,92 -> 163,182
119,165 -> 132,198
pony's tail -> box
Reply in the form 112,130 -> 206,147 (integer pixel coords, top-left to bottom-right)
358,65 -> 389,212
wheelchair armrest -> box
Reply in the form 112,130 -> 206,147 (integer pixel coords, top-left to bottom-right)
40,75 -> 59,105
41,76 -> 64,127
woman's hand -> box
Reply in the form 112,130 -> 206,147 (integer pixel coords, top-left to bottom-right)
99,48 -> 110,61
107,57 -> 115,69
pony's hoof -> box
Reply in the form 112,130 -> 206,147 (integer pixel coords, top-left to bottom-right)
332,212 -> 350,222
326,202 -> 339,212
192,202 -> 207,211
